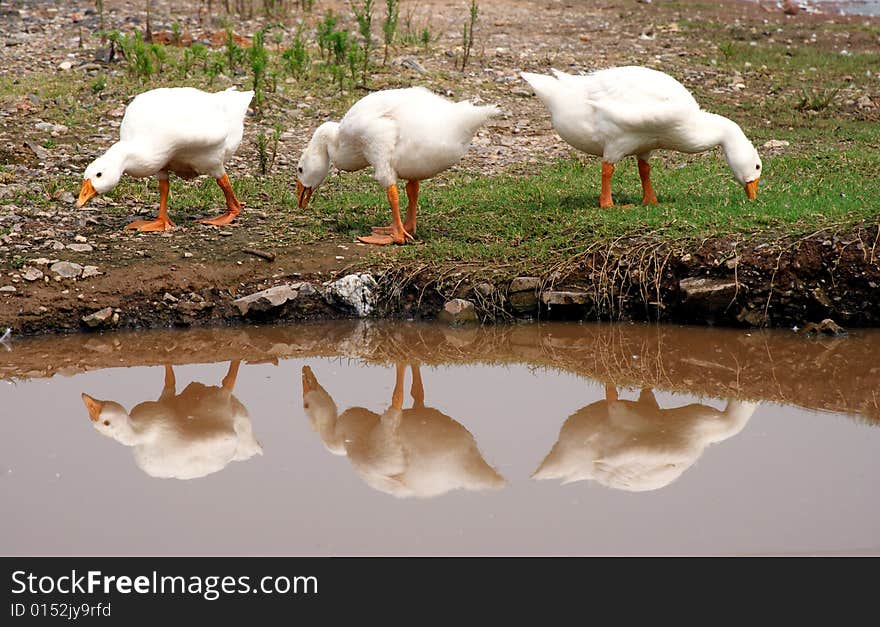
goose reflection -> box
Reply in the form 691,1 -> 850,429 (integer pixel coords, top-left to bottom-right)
301,363 -> 505,498
81,361 -> 262,480
533,385 -> 758,492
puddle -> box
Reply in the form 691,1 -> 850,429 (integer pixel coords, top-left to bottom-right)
1,321 -> 878,555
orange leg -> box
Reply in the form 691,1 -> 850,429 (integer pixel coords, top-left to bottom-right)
372,180 -> 418,236
638,158 -> 658,205
198,174 -> 242,226
357,184 -> 414,246
222,360 -> 241,391
600,161 -> 614,209
391,363 -> 406,410
410,363 -> 425,409
605,384 -> 619,403
126,179 -> 175,231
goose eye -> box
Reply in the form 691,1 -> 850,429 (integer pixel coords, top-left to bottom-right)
103,420 -> 110,426
297,167 -> 303,174
756,164 -> 761,170
96,172 -> 103,178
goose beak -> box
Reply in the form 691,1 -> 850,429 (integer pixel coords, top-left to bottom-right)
744,178 -> 759,200
76,179 -> 97,208
81,393 -> 104,422
302,366 -> 319,397
296,180 -> 313,209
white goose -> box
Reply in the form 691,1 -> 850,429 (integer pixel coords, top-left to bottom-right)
532,385 -> 758,492
76,87 -> 254,231
520,66 -> 762,207
81,361 -> 262,480
296,87 -> 499,245
301,364 -> 505,498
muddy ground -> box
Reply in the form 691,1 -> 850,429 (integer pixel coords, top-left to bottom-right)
1,0 -> 879,335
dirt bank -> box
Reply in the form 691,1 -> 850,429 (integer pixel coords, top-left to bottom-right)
1,220 -> 878,335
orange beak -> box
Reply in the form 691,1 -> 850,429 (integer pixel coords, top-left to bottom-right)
744,177 -> 759,200
297,180 -> 313,209
76,179 -> 97,208
81,393 -> 104,422
302,365 -> 318,398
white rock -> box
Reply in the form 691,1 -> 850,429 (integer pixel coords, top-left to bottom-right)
0,286 -> 16,293
50,261 -> 83,278
81,265 -> 101,278
66,243 -> 93,252
323,273 -> 378,317
22,267 -> 43,282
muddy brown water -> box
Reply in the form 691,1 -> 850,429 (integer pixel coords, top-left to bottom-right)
1,321 -> 878,556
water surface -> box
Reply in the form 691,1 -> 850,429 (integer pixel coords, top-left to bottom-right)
1,321 -> 878,556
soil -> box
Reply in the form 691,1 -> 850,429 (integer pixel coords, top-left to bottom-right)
1,0 -> 878,335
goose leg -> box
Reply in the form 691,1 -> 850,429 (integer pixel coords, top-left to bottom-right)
391,363 -> 407,410
372,180 -> 418,237
222,360 -> 241,391
198,174 -> 242,226
358,184 -> 414,245
126,178 -> 175,231
410,363 -> 425,409
605,384 -> 619,403
638,158 -> 658,205
158,364 -> 176,402
600,161 -> 614,209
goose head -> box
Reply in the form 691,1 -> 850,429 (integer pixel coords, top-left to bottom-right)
77,149 -> 126,208
301,366 -> 345,454
721,127 -> 762,199
296,122 -> 337,209
81,393 -> 139,446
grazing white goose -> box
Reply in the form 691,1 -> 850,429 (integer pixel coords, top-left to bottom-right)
301,364 -> 505,498
81,361 -> 262,480
296,87 -> 499,245
76,87 -> 254,231
520,66 -> 762,207
532,385 -> 758,492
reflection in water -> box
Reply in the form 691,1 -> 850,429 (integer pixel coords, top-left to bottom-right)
302,363 -> 505,498
533,386 -> 759,492
81,361 -> 263,480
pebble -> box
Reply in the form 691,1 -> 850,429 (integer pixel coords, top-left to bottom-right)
22,267 -> 43,281
0,285 -> 16,293
50,260 -> 83,278
58,61 -> 72,70
66,243 -> 93,252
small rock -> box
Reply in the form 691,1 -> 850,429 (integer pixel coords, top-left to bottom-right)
74,235 -> 88,243
219,231 -> 233,237
439,298 -> 478,325
234,283 -> 301,315
52,190 -> 76,204
679,277 -> 737,310
762,139 -> 790,151
50,261 -> 83,278
66,243 -> 93,252
400,56 -> 427,74
473,282 -> 495,298
59,61 -> 73,71
81,265 -> 101,278
323,273 -> 378,317
81,307 -> 114,328
508,276 -> 540,313
183,252 -> 193,258
509,276 -> 540,293
51,241 -> 65,251
163,292 -> 179,303
540,290 -> 591,306
22,267 -> 43,282
801,318 -> 847,337
0,285 -> 16,293
857,95 -> 874,110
